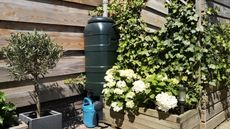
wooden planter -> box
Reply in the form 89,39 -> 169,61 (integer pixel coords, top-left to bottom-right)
200,87 -> 230,129
102,105 -> 200,129
102,87 -> 230,129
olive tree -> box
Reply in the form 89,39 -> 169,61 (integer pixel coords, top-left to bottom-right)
2,31 -> 63,117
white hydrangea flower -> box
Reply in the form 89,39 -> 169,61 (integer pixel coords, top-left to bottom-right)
119,69 -> 137,79
116,81 -> 126,88
103,83 -> 107,88
119,69 -> 130,77
111,102 -> 123,112
126,92 -> 135,99
132,80 -> 146,93
126,100 -> 135,108
156,92 -> 178,112
106,68 -> 114,75
113,106 -> 123,112
111,102 -> 117,108
102,89 -> 110,95
106,81 -> 116,88
104,74 -> 114,82
114,88 -> 123,95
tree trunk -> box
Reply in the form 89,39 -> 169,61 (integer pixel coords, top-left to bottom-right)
34,77 -> 41,118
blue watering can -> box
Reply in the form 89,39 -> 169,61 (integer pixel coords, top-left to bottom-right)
82,97 -> 97,128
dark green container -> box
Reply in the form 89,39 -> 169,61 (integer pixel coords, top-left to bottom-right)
84,17 -> 118,97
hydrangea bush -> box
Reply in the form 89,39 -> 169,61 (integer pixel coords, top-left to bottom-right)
103,66 -> 149,112
103,67 -> 179,112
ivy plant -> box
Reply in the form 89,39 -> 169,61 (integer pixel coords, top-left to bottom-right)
151,0 -> 203,106
91,0 -> 230,109
201,23 -> 230,87
90,0 -> 156,77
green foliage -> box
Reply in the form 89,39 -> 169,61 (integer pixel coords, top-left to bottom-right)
0,91 -> 17,128
64,74 -> 86,87
152,0 -> 203,106
2,31 -> 63,80
144,74 -> 180,104
201,24 -> 230,87
90,0 -> 154,76
92,0 -> 230,109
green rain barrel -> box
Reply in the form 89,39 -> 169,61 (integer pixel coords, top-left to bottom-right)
84,17 -> 118,97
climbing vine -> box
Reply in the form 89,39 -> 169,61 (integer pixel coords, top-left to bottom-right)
91,0 -> 230,108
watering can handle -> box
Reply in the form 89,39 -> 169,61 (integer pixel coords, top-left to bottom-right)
83,97 -> 93,106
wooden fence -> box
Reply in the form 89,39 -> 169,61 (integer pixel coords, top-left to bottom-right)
208,0 -> 230,22
0,0 -> 168,108
0,0 -> 229,109
0,0 -> 101,107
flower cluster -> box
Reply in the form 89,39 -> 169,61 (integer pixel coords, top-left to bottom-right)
156,92 -> 178,112
103,67 -> 148,112
132,80 -> 146,93
103,67 -> 180,112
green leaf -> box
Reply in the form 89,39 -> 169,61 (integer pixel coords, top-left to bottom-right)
150,94 -> 155,99
208,64 -> 216,69
0,116 -> 3,125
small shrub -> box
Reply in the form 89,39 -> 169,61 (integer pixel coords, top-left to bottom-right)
0,91 -> 17,128
64,74 -> 86,87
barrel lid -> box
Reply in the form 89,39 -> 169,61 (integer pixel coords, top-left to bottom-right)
88,17 -> 114,24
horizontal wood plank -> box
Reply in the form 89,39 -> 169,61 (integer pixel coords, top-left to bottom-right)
181,112 -> 200,129
200,95 -> 230,122
206,88 -> 230,108
212,0 -> 230,8
0,56 -> 85,83
103,107 -> 178,129
208,1 -> 230,19
103,105 -> 199,129
0,0 -> 90,27
0,21 -> 84,50
146,0 -> 168,14
3,80 -> 84,107
215,16 -> 230,23
200,106 -> 230,129
138,108 -> 179,123
0,28 -> 84,50
141,9 -> 166,28
64,0 -> 102,6
204,85 -> 226,94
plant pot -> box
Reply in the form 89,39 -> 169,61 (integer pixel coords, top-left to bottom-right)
19,110 -> 62,129
103,105 -> 200,129
8,121 -> 28,129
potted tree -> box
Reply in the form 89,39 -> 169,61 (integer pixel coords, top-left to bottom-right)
0,91 -> 28,129
2,30 -> 63,129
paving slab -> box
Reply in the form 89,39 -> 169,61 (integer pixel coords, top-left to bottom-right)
76,123 -> 114,129
216,119 -> 230,129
